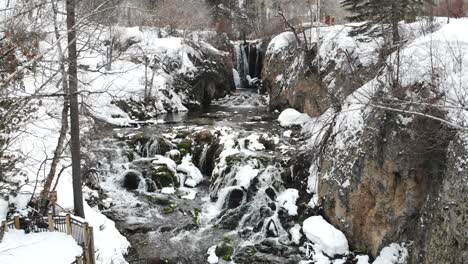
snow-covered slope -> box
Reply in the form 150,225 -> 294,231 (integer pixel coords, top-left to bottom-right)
295,18 -> 468,263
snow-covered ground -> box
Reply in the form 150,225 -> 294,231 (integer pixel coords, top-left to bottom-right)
0,230 -> 82,264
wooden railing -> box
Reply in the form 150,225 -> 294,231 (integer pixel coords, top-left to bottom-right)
1,213 -> 96,264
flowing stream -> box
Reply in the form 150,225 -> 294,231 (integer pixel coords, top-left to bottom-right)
85,89 -> 305,263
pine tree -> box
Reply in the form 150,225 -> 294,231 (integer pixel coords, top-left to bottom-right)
341,0 -> 428,44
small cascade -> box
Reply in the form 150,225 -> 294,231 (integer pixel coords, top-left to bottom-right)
233,41 -> 265,89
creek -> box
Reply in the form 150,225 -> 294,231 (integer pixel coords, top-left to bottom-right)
85,89 -> 307,264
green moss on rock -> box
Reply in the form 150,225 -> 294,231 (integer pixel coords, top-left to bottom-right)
177,139 -> 193,156
150,165 -> 179,188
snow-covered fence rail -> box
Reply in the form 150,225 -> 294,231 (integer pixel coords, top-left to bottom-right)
1,213 -> 96,264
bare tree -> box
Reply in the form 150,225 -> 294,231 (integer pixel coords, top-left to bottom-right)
67,0 -> 85,218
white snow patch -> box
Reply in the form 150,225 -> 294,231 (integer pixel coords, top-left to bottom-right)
356,255 -> 370,264
267,32 -> 298,54
278,108 -> 312,127
161,187 -> 176,194
84,204 -> 130,264
236,164 -> 260,188
303,216 -> 349,257
289,224 -> 302,245
177,155 -> 204,187
0,230 -> 82,264
276,189 -> 299,216
373,243 -> 408,264
207,245 -> 219,264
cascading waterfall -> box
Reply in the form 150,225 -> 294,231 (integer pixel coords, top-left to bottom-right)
233,41 -> 265,89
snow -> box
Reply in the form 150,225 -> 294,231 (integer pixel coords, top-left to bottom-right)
302,216 -> 349,257
161,187 -> 176,194
152,155 -> 177,173
289,224 -> 302,245
373,243 -> 408,264
207,245 -> 219,264
177,155 -> 204,187
84,204 -> 130,264
181,188 -> 197,200
276,189 -> 299,216
278,108 -> 312,127
236,164 -> 260,188
244,134 -> 266,151
0,230 -> 82,264
356,255 -> 370,264
267,32 -> 298,54
283,130 -> 293,138
0,198 -> 8,220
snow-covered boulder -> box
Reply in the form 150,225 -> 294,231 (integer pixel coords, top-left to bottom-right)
302,216 -> 349,257
276,188 -> 299,216
177,155 -> 204,187
373,244 -> 408,264
278,108 -> 312,127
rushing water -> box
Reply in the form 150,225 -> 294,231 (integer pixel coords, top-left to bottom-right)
85,89 -> 305,263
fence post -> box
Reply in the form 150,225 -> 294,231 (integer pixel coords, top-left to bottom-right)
83,222 -> 90,264
48,213 -> 54,232
88,226 -> 96,264
75,256 -> 83,264
2,220 -> 7,232
14,216 -> 20,229
66,214 -> 72,235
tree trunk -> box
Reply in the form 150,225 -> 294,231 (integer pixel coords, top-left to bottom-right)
39,1 -> 70,213
67,0 -> 85,218
391,2 -> 400,44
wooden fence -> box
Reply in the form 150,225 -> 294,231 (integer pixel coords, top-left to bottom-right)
1,214 -> 96,264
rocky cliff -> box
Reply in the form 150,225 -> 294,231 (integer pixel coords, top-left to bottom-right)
264,20 -> 468,263
263,26 -> 381,117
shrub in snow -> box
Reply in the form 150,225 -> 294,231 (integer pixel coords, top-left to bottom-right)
302,216 -> 349,257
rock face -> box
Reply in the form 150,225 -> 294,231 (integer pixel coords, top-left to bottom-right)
266,25 -> 468,263
262,29 -> 381,117
317,106 -> 460,259
174,45 -> 235,109
110,32 -> 234,121
411,137 -> 468,263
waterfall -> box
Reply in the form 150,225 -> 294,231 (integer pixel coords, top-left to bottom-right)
233,41 -> 265,89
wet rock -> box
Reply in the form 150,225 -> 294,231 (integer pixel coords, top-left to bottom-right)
277,207 -> 295,231
121,170 -> 141,190
215,242 -> 234,262
194,129 -> 214,144
145,179 -> 157,192
266,219 -> 278,237
143,194 -> 171,206
177,139 -> 193,156
128,134 -> 176,157
268,203 -> 276,211
150,165 -> 179,188
217,204 -> 250,230
265,187 -> 276,200
259,206 -> 274,218
224,188 -> 244,209
197,140 -> 222,176
163,204 -> 178,214
159,226 -> 174,233
233,242 -> 301,264
258,134 -> 276,151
